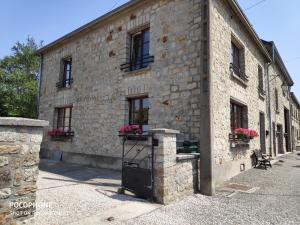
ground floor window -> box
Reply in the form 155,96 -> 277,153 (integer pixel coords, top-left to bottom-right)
54,106 -> 72,132
230,101 -> 247,131
128,96 -> 149,134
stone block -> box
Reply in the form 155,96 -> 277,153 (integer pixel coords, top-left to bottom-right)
0,145 -> 21,154
0,169 -> 11,188
0,188 -> 11,199
0,157 -> 8,167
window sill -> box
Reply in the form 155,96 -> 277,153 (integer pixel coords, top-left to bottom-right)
230,71 -> 248,87
57,86 -> 72,91
50,136 -> 73,142
123,66 -> 151,77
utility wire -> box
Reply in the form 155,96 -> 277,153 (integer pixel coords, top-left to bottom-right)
109,1 -> 119,11
244,0 -> 267,11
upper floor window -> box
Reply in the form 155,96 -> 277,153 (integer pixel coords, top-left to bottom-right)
230,101 -> 247,131
230,39 -> 247,82
258,65 -> 265,96
275,89 -> 279,112
128,96 -> 149,134
131,28 -> 150,71
120,27 -> 154,72
56,57 -> 73,89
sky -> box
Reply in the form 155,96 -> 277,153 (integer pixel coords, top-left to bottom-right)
0,0 -> 299,99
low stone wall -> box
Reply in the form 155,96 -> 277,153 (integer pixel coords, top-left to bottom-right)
151,129 -> 200,204
0,118 -> 48,225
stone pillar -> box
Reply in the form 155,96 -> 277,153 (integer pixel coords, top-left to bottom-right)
150,128 -> 179,204
0,118 -> 48,225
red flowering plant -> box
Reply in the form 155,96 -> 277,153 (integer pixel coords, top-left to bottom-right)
48,128 -> 65,138
234,128 -> 259,140
119,125 -> 142,135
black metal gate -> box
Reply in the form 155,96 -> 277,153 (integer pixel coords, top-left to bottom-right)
119,134 -> 156,201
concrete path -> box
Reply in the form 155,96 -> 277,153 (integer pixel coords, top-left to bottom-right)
117,151 -> 300,225
35,160 -> 161,225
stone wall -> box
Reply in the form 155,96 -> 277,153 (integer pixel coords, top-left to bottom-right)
151,129 -> 199,204
39,0 -> 203,167
268,63 -> 292,155
0,118 -> 48,225
210,0 -> 269,184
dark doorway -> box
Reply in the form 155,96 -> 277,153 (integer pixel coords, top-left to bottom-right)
277,124 -> 284,154
259,112 -> 266,154
292,126 -> 295,150
284,108 -> 291,152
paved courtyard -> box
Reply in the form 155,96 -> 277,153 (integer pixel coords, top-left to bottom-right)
35,160 -> 160,225
118,151 -> 300,225
35,151 -> 300,225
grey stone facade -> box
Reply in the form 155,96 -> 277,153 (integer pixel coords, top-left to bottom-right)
37,0 -> 297,195
291,93 -> 300,150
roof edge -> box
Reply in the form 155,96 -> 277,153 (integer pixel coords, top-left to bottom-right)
226,0 -> 272,62
291,92 -> 300,108
36,0 -> 142,55
261,39 -> 294,86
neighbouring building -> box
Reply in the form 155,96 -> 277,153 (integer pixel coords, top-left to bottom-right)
291,92 -> 300,150
36,0 -> 298,196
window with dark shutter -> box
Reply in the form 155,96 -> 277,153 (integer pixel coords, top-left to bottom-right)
57,58 -> 73,89
128,97 -> 149,134
230,101 -> 247,131
54,106 -> 73,132
258,65 -> 265,95
275,89 -> 279,112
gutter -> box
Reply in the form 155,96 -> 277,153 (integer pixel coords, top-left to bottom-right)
227,0 -> 271,61
37,54 -> 44,118
35,0 -> 142,54
266,43 -> 275,156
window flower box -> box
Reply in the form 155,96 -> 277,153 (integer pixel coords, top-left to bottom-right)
118,125 -> 148,141
229,128 -> 259,147
48,128 -> 74,141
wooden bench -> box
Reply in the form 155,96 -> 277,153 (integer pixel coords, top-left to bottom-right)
253,149 -> 272,169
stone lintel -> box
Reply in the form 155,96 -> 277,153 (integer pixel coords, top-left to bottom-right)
0,118 -> 49,127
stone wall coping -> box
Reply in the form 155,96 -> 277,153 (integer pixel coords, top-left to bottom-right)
176,153 -> 200,161
149,128 -> 180,134
0,117 -> 49,127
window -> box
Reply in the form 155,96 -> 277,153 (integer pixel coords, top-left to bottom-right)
130,28 -> 150,71
230,101 -> 247,131
128,97 -> 149,134
275,89 -> 279,112
231,42 -> 240,73
230,40 -> 247,81
54,106 -> 72,132
258,65 -> 265,95
57,58 -> 72,88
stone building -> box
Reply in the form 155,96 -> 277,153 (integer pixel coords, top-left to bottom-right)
291,93 -> 300,150
36,0 -> 297,195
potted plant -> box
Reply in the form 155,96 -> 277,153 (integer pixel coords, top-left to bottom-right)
48,128 -> 74,141
119,124 -> 145,141
234,128 -> 259,142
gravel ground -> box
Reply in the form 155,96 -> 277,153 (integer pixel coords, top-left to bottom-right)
117,151 -> 300,225
35,160 -> 147,225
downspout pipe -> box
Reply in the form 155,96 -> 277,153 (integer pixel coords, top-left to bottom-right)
266,42 -> 275,157
37,54 -> 44,118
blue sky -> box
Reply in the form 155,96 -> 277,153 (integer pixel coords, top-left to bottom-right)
0,0 -> 299,99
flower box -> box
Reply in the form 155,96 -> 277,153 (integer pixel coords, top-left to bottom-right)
48,128 -> 74,141
229,128 -> 259,145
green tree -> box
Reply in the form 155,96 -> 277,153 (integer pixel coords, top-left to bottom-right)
0,37 -> 41,118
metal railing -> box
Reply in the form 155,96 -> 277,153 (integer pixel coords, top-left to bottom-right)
56,78 -> 73,89
230,63 -> 248,82
120,55 -> 154,72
